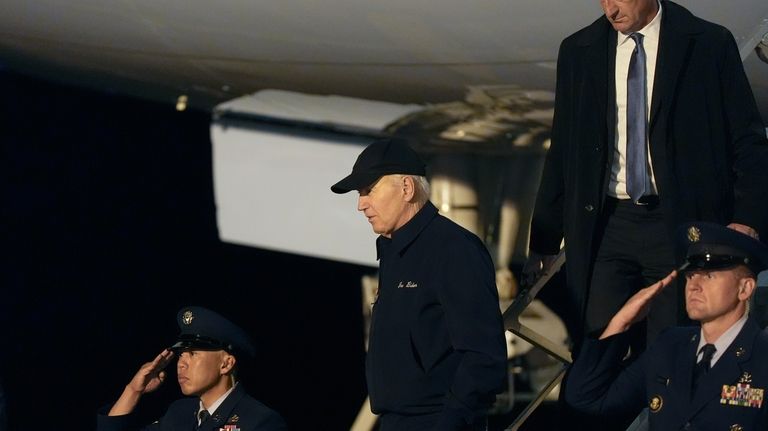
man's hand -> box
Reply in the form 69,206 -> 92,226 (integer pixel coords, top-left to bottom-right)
108,349 -> 175,416
521,251 -> 558,288
728,223 -> 759,240
600,271 -> 678,339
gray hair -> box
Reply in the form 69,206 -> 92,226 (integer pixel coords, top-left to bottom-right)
391,174 -> 430,204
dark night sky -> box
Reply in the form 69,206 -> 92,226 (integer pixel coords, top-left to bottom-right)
0,70 -> 371,430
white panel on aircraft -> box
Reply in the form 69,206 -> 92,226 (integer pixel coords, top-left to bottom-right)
211,90 -> 423,267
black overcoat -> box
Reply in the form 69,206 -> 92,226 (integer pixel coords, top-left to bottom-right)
529,0 -> 768,314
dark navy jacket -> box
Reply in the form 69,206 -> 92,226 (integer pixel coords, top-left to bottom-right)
367,201 -> 507,429
565,318 -> 768,430
96,384 -> 287,431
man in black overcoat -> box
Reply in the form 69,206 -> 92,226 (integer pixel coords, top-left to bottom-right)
525,0 -> 768,351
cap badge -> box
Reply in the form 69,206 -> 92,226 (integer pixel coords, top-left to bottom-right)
182,310 -> 195,325
687,226 -> 701,243
649,395 -> 663,412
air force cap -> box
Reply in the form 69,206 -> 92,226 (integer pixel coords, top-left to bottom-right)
170,306 -> 256,359
678,222 -> 768,275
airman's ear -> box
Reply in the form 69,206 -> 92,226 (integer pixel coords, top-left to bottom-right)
738,277 -> 756,302
220,353 -> 236,375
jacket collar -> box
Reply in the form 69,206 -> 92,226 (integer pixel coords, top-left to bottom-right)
197,383 -> 246,431
572,1 -> 706,134
686,318 -> 761,416
376,201 -> 438,260
572,1 -> 703,47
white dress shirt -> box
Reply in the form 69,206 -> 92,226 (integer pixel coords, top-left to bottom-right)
197,382 -> 237,425
696,313 -> 748,367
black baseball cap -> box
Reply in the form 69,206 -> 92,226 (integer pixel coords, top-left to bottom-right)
331,138 -> 426,194
169,306 -> 256,358
677,222 -> 768,275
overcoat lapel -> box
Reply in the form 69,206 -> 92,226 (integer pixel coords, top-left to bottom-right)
583,22 -> 613,145
649,0 -> 702,130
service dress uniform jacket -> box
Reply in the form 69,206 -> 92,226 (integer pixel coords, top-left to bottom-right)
565,318 -> 768,430
96,384 -> 287,431
529,0 -> 768,316
368,201 -> 507,430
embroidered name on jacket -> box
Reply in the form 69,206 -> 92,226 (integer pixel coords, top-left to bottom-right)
397,281 -> 418,288
721,383 -> 764,408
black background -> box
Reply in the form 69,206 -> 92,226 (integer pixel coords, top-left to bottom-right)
0,69 -> 569,430
0,70 -> 371,430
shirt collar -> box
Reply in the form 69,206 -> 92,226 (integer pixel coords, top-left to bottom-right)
198,382 -> 237,419
376,201 -> 438,259
617,0 -> 662,45
697,313 -> 748,366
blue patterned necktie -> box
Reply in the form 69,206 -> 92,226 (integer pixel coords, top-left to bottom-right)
626,32 -> 649,203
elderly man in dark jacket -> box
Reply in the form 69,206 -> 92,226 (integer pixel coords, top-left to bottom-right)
332,138 -> 507,431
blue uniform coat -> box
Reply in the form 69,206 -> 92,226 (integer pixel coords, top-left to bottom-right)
565,319 -> 768,430
96,384 -> 287,431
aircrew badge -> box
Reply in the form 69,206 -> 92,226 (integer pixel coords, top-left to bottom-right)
687,226 -> 701,243
228,415 -> 239,423
739,373 -> 752,384
649,395 -> 663,413
219,426 -> 241,431
730,425 -> 744,431
721,382 -> 764,408
182,310 -> 194,325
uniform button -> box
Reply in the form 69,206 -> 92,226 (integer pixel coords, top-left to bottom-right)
585,204 -> 594,212
595,146 -> 600,152
683,423 -> 691,430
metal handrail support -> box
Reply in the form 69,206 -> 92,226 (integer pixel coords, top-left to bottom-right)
504,365 -> 568,431
501,249 -> 570,430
